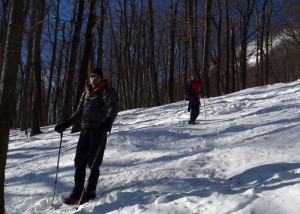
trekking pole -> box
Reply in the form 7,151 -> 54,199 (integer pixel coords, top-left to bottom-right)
76,139 -> 103,210
52,131 -> 63,206
203,90 -> 215,112
203,97 -> 207,119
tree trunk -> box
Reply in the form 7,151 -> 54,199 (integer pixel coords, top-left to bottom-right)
203,0 -> 212,96
255,6 -> 259,86
216,0 -> 222,96
260,0 -> 267,86
188,0 -> 198,76
71,0 -> 99,133
107,2 -> 123,109
53,24 -> 66,124
183,0 -> 188,93
122,0 -> 133,109
45,0 -> 60,125
239,0 -> 256,90
21,0 -> 36,131
168,0 -> 178,103
231,23 -> 237,92
0,0 -> 25,212
62,0 -> 85,122
265,0 -> 272,84
223,0 -> 230,94
97,0 -> 105,69
0,0 -> 10,81
147,0 -> 160,106
31,0 -> 45,136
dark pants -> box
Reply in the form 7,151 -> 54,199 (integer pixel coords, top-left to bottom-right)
189,101 -> 200,123
73,128 -> 107,193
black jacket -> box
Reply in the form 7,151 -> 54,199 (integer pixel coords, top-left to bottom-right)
66,80 -> 119,129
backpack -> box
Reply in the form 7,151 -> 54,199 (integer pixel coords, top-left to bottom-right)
184,84 -> 192,100
108,85 -> 119,102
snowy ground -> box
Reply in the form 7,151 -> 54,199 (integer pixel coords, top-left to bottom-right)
5,80 -> 300,214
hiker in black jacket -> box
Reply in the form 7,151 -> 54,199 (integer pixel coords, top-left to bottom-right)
54,68 -> 118,204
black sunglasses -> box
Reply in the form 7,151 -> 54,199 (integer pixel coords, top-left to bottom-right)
90,74 -> 101,78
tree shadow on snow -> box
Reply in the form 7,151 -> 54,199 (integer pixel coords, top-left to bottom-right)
228,162 -> 300,189
86,162 -> 300,213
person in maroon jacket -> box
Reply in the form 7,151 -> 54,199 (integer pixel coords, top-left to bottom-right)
188,75 -> 204,124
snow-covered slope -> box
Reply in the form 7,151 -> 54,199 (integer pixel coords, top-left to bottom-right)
5,80 -> 300,214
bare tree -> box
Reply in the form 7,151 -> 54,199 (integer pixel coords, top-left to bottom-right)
53,24 -> 66,124
147,0 -> 160,106
168,0 -> 178,103
0,0 -> 10,80
97,0 -> 105,69
121,0 -> 133,109
259,0 -> 267,86
265,0 -> 272,85
183,0 -> 189,93
31,0 -> 45,136
44,0 -> 61,125
0,0 -> 25,212
215,0 -> 223,96
223,0 -> 230,94
21,0 -> 36,131
188,0 -> 198,76
231,22 -> 237,92
255,6 -> 259,85
72,0 -> 99,133
203,0 -> 212,96
238,0 -> 256,90
62,0 -> 85,122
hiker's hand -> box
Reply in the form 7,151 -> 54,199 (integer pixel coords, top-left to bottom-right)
54,123 -> 66,133
100,118 -> 113,133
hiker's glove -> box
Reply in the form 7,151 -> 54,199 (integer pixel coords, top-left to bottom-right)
54,121 -> 70,133
55,123 -> 66,133
100,117 -> 113,133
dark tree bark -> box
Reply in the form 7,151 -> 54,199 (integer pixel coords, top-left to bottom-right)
183,0 -> 189,93
31,0 -> 45,136
0,0 -> 10,80
255,6 -> 259,86
265,0 -> 272,85
238,0 -> 256,90
147,0 -> 160,106
203,0 -> 212,96
223,0 -> 230,94
62,0 -> 85,122
188,0 -> 199,76
21,0 -> 36,131
121,0 -> 133,109
97,0 -> 105,69
0,0 -> 25,212
133,0 -> 144,108
53,24 -> 66,124
45,0 -> 61,125
231,23 -> 237,92
71,0 -> 99,133
216,0 -> 222,96
260,0 -> 267,86
168,0 -> 178,103
107,2 -> 123,108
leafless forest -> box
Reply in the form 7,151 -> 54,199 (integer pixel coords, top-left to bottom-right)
1,0 -> 300,212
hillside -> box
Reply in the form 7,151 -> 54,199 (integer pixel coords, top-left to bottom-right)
5,80 -> 300,214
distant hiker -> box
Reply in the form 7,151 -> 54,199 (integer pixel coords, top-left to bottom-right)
54,68 -> 119,204
188,75 -> 204,124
